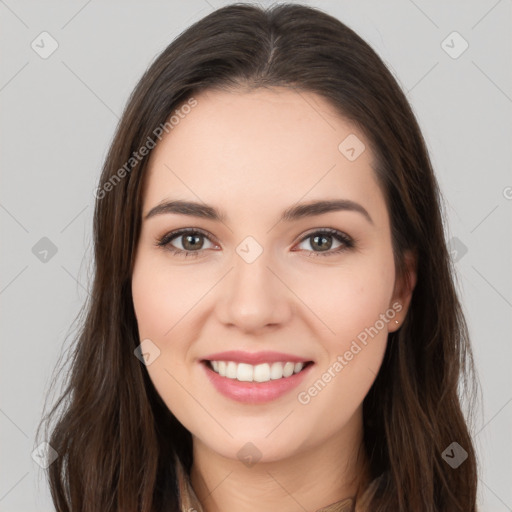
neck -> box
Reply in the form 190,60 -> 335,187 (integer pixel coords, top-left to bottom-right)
189,411 -> 369,512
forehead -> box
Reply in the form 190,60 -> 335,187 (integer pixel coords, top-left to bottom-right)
143,87 -> 385,223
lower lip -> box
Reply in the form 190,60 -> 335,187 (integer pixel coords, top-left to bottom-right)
202,362 -> 314,404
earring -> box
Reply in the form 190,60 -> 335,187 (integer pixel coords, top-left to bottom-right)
395,320 -> 399,324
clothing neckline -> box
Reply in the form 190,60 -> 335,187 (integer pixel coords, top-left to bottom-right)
174,453 -> 356,512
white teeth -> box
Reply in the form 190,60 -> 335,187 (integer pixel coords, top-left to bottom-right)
270,362 -> 283,380
253,363 -> 270,383
237,363 -> 253,382
209,360 -> 306,382
283,362 -> 294,377
226,361 -> 237,379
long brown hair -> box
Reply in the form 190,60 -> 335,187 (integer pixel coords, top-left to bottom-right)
36,3 -> 479,511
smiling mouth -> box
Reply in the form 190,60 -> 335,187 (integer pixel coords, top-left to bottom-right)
203,360 -> 314,383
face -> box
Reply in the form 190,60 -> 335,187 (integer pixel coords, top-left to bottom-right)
131,87 -> 414,463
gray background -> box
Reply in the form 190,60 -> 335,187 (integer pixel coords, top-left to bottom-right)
1,0 -> 510,510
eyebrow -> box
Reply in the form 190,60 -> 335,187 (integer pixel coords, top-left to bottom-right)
144,198 -> 373,225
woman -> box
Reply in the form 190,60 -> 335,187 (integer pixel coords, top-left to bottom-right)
37,3 -> 479,511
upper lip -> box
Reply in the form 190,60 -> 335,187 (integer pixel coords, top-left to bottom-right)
202,350 -> 312,365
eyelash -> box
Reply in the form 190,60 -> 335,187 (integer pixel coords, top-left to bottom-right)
155,227 -> 355,259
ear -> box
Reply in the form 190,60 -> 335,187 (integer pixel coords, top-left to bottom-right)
388,249 -> 417,333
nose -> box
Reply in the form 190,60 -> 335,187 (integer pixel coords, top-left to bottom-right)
215,248 -> 293,334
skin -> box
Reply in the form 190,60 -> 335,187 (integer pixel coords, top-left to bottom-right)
131,87 -> 416,512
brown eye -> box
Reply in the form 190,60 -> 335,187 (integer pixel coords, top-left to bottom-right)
156,228 -> 216,257
295,229 -> 354,257
180,233 -> 205,251
156,227 -> 354,258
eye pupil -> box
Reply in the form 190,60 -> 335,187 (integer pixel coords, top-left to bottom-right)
183,234 -> 203,251
311,234 -> 332,252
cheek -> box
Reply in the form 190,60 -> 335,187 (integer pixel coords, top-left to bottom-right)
131,250 -> 213,362
294,251 -> 395,417
291,250 -> 396,345
131,253 -> 204,340
131,258 -> 195,420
